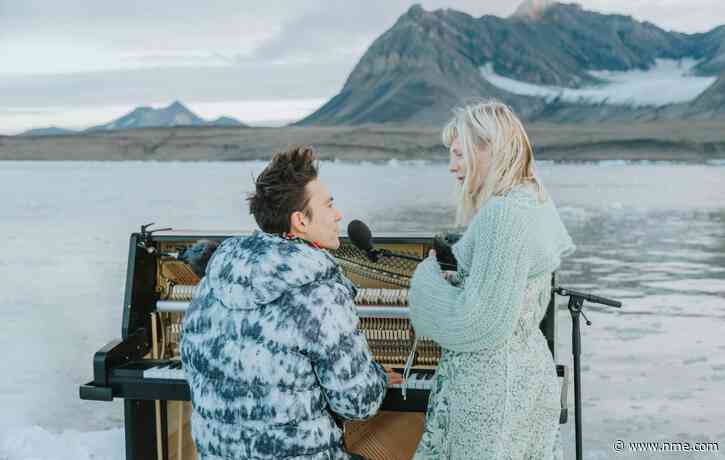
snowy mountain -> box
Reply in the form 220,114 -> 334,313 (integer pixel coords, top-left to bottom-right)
18,102 -> 248,136
511,0 -> 555,19
298,2 -> 725,125
87,101 -> 246,132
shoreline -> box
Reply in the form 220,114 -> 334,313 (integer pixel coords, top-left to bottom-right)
2,122 -> 724,163
1,158 -> 724,166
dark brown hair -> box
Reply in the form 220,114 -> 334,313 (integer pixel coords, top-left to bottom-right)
248,145 -> 319,234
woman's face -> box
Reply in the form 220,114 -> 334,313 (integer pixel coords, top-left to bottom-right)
448,137 -> 491,188
448,137 -> 466,184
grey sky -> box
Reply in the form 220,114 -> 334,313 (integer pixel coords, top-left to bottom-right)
3,1 -> 723,75
1,1 -> 723,132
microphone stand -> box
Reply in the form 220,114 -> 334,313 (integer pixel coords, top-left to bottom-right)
554,287 -> 622,460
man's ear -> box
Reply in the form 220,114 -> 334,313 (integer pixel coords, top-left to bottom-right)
289,210 -> 307,234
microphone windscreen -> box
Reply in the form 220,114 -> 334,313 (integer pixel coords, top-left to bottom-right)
347,220 -> 373,251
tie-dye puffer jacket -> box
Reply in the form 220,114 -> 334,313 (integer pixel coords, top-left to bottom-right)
181,231 -> 388,460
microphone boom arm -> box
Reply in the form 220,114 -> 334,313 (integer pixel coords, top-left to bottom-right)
373,248 -> 423,263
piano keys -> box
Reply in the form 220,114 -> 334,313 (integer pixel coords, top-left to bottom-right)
143,360 -> 184,380
389,370 -> 434,390
138,360 -> 436,390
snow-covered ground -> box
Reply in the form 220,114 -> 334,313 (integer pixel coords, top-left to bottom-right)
0,427 -> 125,460
480,59 -> 717,107
1,161 -> 724,459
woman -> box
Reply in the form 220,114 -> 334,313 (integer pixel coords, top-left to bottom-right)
408,101 -> 574,459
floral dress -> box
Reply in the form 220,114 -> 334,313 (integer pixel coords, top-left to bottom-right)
414,273 -> 564,460
408,186 -> 574,459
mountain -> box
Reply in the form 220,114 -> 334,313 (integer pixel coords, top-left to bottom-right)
298,2 -> 725,126
298,5 -> 539,126
15,102 -> 247,137
19,127 -> 78,137
694,26 -> 725,75
87,101 -> 247,132
687,73 -> 725,117
209,116 -> 245,127
512,0 -> 555,20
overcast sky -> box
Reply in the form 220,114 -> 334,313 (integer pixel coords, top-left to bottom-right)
1,1 -> 724,133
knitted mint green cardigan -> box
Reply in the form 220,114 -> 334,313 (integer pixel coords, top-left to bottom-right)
409,187 -> 575,352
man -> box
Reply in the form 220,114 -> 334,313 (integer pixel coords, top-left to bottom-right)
181,145 -> 400,460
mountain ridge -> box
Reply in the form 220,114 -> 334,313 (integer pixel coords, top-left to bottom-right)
87,101 -> 246,132
298,2 -> 725,126
19,101 -> 247,136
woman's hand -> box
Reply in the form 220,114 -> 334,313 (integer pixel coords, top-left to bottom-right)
428,249 -> 456,282
441,270 -> 458,282
384,367 -> 404,386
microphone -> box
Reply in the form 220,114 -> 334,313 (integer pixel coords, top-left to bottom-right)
347,220 -> 379,261
348,219 -> 374,251
346,219 -> 423,264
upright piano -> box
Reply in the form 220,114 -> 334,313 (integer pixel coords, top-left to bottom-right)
80,227 -> 569,460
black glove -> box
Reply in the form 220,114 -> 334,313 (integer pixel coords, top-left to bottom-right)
432,232 -> 461,271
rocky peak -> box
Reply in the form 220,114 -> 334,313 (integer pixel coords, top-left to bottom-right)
512,0 -> 557,20
167,100 -> 191,113
403,4 -> 425,19
690,73 -> 725,113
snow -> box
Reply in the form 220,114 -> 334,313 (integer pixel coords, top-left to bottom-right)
512,0 -> 555,19
173,113 -> 193,125
480,59 -> 717,106
0,426 -> 124,460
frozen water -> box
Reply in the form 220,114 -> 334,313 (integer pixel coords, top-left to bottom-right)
1,161 -> 724,459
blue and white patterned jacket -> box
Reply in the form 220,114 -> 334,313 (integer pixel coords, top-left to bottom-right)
181,231 -> 388,460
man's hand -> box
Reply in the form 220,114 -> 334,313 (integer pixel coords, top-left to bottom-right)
384,367 -> 404,386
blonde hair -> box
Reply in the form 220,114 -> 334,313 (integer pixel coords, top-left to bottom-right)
442,100 -> 544,225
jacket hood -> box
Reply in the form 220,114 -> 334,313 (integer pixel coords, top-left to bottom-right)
202,231 -> 341,310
